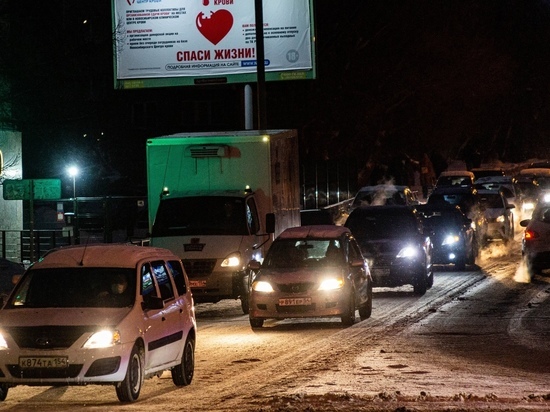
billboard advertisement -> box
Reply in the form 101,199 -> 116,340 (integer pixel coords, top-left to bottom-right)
112,0 -> 315,89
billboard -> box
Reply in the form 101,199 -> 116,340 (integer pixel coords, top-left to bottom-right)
112,0 -> 316,89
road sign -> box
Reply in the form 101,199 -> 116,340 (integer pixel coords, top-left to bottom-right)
3,179 -> 62,200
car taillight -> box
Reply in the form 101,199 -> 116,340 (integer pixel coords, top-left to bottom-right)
524,230 -> 539,240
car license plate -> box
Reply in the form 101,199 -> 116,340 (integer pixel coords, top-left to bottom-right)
189,280 -> 207,288
279,297 -> 312,306
19,356 -> 68,369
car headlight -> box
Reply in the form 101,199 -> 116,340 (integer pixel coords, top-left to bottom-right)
83,330 -> 121,349
0,332 -> 8,350
221,252 -> 241,268
496,215 -> 505,223
318,277 -> 345,291
442,235 -> 460,246
396,246 -> 418,258
252,280 -> 274,293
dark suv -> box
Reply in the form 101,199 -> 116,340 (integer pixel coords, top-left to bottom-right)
344,206 -> 434,295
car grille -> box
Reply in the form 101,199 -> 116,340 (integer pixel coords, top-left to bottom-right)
5,326 -> 91,349
277,283 -> 314,293
7,364 -> 83,379
182,259 -> 216,278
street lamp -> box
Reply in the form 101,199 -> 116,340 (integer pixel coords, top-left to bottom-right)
68,166 -> 78,199
67,166 -> 79,244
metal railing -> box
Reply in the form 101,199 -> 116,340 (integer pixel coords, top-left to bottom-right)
0,230 -> 72,264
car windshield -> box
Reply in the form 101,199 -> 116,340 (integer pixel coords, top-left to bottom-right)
346,214 -> 417,239
263,239 -> 344,268
5,268 -> 136,308
437,176 -> 471,187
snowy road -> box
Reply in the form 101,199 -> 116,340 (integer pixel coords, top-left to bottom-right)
1,236 -> 550,411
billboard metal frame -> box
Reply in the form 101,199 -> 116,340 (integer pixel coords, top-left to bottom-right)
111,0 -> 316,89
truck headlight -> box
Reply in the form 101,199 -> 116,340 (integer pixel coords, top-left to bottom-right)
221,252 -> 241,268
83,330 -> 121,349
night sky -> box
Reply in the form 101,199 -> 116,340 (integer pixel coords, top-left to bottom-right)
5,1 -> 550,197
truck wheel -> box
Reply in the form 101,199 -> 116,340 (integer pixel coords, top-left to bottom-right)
249,317 -> 264,328
116,344 -> 144,402
172,335 -> 195,386
0,384 -> 8,401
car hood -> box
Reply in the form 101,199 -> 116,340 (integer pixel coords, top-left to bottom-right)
257,267 -> 343,284
0,307 -> 132,328
357,238 -> 415,257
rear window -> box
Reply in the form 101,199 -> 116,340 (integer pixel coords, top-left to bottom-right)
346,212 -> 418,239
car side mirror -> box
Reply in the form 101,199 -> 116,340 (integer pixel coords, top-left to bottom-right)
248,260 -> 261,271
519,219 -> 531,227
141,295 -> 164,311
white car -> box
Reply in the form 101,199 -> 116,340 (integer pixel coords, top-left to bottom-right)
0,244 -> 196,403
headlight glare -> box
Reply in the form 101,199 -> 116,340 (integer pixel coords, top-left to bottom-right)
397,246 -> 418,258
442,235 -> 460,246
252,281 -> 274,293
0,333 -> 8,350
318,277 -> 344,291
83,330 -> 120,349
221,252 -> 241,268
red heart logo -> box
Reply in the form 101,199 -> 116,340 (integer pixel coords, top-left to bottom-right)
196,10 -> 234,45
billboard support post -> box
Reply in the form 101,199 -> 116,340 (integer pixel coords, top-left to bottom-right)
254,0 -> 267,131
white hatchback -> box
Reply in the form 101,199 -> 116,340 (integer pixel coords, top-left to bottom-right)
0,244 -> 196,403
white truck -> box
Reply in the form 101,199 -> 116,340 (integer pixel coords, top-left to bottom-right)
146,130 -> 300,313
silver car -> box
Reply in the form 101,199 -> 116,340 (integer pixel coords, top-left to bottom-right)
248,225 -> 373,328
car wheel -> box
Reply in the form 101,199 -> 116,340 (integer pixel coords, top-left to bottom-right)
526,260 -> 539,278
171,335 -> 195,386
240,296 -> 250,315
455,258 -> 466,271
341,292 -> 356,326
413,275 -> 427,296
249,317 -> 264,328
240,271 -> 251,314
116,344 -> 144,402
0,384 -> 9,401
358,285 -> 372,320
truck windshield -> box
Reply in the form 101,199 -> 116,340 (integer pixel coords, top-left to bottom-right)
152,196 -> 250,236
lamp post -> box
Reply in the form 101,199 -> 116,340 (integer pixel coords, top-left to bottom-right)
67,166 -> 79,244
